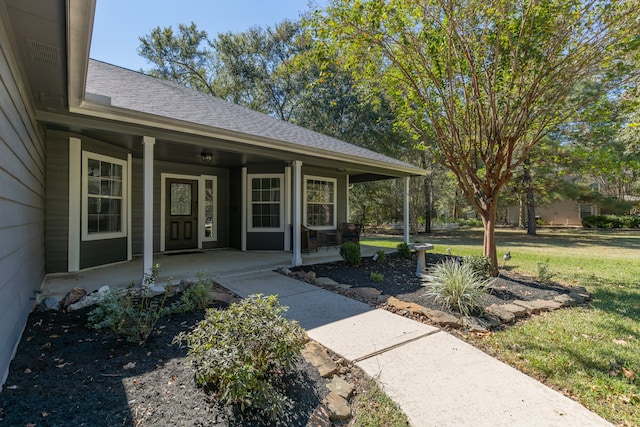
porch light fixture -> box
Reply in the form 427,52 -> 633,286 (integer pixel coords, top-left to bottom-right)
201,152 -> 213,163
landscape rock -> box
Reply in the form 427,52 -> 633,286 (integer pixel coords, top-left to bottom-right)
326,376 -> 355,400
513,299 -> 551,314
324,392 -> 351,420
208,291 -> 234,304
60,287 -> 87,311
301,342 -> 338,378
501,303 -> 528,318
351,287 -> 382,301
554,293 -> 577,307
316,277 -> 339,287
305,271 -> 317,282
377,294 -> 390,304
422,308 -> 463,328
387,297 -> 424,315
463,316 -> 489,333
67,286 -> 111,311
335,283 -> 352,290
307,404 -> 331,427
40,296 -> 61,311
485,304 -> 516,324
569,287 -> 590,303
277,266 -> 292,275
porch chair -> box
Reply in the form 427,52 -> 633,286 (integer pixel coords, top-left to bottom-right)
302,226 -> 318,253
340,223 -> 362,245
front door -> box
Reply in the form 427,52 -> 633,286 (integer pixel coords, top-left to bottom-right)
165,178 -> 198,250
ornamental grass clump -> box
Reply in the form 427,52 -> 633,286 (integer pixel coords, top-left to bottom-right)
422,259 -> 493,316
174,294 -> 306,419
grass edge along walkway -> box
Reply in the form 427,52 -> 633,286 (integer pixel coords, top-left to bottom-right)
362,228 -> 640,426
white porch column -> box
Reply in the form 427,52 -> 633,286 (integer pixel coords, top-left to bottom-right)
142,136 -> 155,277
346,175 -> 350,221
291,160 -> 303,266
403,176 -> 410,244
284,165 -> 292,251
241,166 -> 247,251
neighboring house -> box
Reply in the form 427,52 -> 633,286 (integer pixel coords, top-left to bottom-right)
506,199 -> 599,227
0,0 -> 424,383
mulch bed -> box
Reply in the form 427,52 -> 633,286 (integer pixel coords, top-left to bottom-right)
1,252 -> 573,426
294,252 -> 573,318
0,295 -> 331,427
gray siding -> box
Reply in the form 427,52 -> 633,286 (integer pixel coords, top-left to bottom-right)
44,133 -> 69,272
0,30 -> 46,384
45,131 -> 130,272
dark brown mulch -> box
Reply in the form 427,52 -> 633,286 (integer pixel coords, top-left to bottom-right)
0,295 -> 330,427
295,252 -> 572,315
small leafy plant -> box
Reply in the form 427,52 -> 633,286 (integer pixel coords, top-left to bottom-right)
174,294 -> 306,419
370,272 -> 384,282
165,273 -> 213,314
340,241 -> 362,266
88,264 -> 169,343
375,249 -> 386,262
536,260 -> 555,284
422,259 -> 493,316
396,242 -> 411,259
462,255 -> 493,277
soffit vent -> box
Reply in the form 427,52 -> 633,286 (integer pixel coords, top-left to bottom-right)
26,39 -> 59,67
40,92 -> 65,111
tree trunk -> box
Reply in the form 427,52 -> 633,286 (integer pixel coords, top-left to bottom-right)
481,203 -> 499,276
523,159 -> 536,236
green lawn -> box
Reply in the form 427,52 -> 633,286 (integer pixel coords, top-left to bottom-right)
362,228 -> 640,426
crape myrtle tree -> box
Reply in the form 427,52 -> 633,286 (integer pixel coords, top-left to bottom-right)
309,0 -> 639,273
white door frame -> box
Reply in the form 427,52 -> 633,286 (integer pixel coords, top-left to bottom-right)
161,173 -> 217,251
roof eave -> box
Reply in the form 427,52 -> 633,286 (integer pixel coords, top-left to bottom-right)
68,100 -> 426,177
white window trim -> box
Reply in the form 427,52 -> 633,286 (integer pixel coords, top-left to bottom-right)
304,175 -> 337,230
247,173 -> 285,232
82,151 -> 128,241
200,175 -> 218,243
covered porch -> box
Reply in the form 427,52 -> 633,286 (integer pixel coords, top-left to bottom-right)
39,244 -> 392,301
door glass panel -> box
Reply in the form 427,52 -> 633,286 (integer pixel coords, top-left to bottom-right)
171,183 -> 192,215
204,179 -> 214,238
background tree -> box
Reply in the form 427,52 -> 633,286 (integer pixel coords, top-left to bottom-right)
310,0 -> 639,273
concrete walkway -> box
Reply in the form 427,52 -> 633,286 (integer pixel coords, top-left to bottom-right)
218,271 -> 612,427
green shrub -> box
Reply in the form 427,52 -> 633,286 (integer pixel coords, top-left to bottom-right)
582,214 -> 640,229
370,272 -> 384,282
375,249 -> 386,262
536,260 -> 555,284
340,241 -> 362,266
422,259 -> 493,316
174,294 -> 306,419
88,265 -> 169,343
165,273 -> 213,314
462,255 -> 493,277
396,242 -> 411,258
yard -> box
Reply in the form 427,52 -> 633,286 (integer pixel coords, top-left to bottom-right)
362,228 -> 640,426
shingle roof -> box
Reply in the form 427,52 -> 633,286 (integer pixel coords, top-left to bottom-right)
85,60 -> 423,174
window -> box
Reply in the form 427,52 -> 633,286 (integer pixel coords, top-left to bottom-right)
305,176 -> 336,229
201,176 -> 217,241
82,151 -> 127,240
248,174 -> 283,231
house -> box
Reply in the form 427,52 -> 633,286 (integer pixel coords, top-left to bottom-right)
0,0 -> 424,384
505,199 -> 599,227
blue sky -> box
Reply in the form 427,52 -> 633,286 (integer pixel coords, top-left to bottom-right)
91,0 -> 326,71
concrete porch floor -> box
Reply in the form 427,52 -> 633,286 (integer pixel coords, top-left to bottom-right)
40,244 -> 388,301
